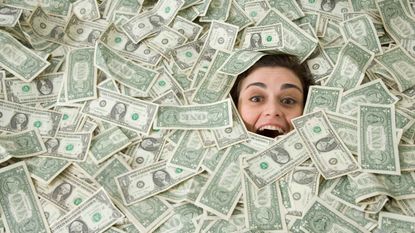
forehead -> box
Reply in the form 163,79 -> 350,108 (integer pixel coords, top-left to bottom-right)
240,66 -> 303,89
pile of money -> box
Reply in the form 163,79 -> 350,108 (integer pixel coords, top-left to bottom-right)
0,0 -> 415,232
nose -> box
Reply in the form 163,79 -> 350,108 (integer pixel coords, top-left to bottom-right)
264,100 -> 283,117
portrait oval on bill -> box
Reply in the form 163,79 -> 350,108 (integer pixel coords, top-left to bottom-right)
250,32 -> 262,49
45,138 -> 60,154
110,102 -> 127,121
149,14 -> 164,27
10,112 -> 29,131
152,169 -> 171,187
269,147 -> 291,165
292,169 -> 316,184
315,136 -> 337,152
68,219 -> 89,233
320,0 -> 336,12
36,79 -> 53,95
51,182 -> 73,204
140,137 -> 161,151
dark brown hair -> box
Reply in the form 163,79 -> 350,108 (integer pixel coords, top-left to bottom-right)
230,54 -> 314,106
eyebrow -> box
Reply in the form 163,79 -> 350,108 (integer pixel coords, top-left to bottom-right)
245,82 -> 303,93
281,83 -> 303,93
245,82 -> 267,89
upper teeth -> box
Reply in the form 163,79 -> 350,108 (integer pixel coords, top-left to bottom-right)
258,125 -> 284,133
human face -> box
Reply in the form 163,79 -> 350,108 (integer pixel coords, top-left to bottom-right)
237,66 -> 304,138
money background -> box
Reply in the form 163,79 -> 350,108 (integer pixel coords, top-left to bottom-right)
0,0 -> 415,232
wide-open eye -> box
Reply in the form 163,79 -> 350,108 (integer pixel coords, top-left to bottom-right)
281,97 -> 297,105
249,96 -> 263,102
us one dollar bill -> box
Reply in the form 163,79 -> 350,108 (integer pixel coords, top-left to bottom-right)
42,131 -> 92,162
303,85 -> 343,114
72,0 -> 100,21
159,173 -> 208,203
292,111 -> 360,179
207,20 -> 239,51
94,156 -> 174,233
0,30 -> 50,82
196,144 -> 257,219
305,45 -> 335,82
399,144 -> 415,171
0,100 -> 62,137
50,188 -> 124,233
257,9 -> 318,62
298,0 -> 350,20
0,5 -> 22,27
301,198 -> 370,233
324,40 -> 374,91
188,21 -> 238,81
121,0 -> 184,43
192,51 -> 233,104
171,16 -> 203,41
89,126 -> 131,164
35,170 -> 96,212
242,130 -> 309,189
199,0 -> 232,22
243,0 -> 271,23
358,103 -> 400,175
269,0 -> 305,20
146,25 -> 188,58
0,162 -> 51,233
62,13 -> 107,47
126,135 -> 165,169
220,50 -> 265,76
25,156 -> 70,184
3,73 -> 63,104
55,106 -> 83,132
171,40 -> 203,70
81,88 -> 158,135
240,24 -> 284,51
242,172 -> 286,232
154,98 -> 233,130
39,196 -> 66,225
327,112 -> 358,154
376,0 -> 415,43
154,202 -> 203,233
340,79 -> 399,117
3,0 -> 71,16
340,14 -> 382,55
0,129 -> 46,162
100,23 -> 162,66
378,211 -> 415,232
95,42 -> 159,94
65,47 -> 97,103
226,1 -> 253,31
376,46 -> 415,92
167,130 -> 207,172
115,160 -> 198,205
331,171 -> 415,204
211,100 -> 250,149
285,167 -> 320,216
28,6 -> 67,45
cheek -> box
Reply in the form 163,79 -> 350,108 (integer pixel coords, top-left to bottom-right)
284,107 -> 304,127
237,103 -> 259,131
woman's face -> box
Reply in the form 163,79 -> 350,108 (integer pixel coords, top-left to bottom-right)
237,66 -> 304,138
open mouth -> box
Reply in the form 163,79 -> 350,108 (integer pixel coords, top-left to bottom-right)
256,126 -> 285,138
